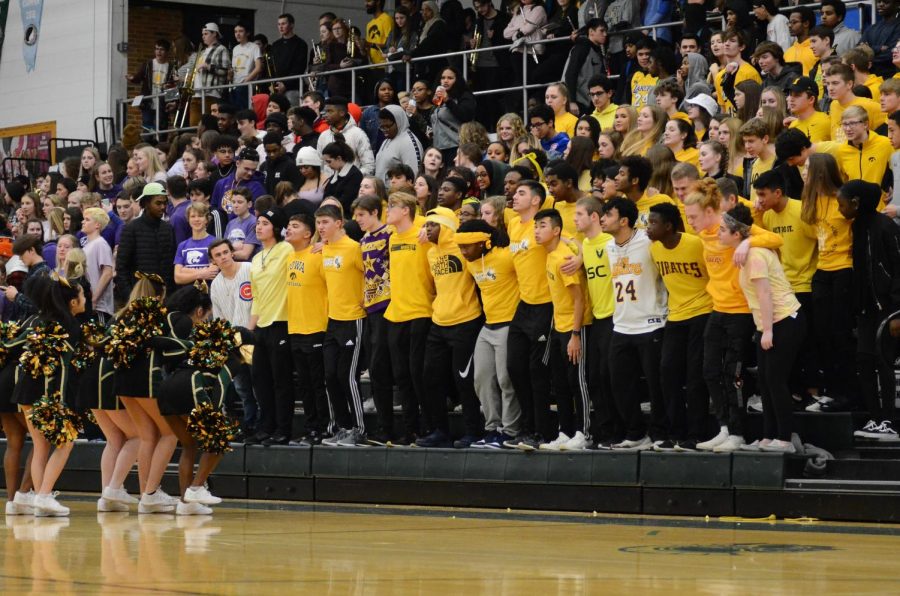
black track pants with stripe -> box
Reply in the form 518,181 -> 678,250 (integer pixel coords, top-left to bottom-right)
324,318 -> 366,433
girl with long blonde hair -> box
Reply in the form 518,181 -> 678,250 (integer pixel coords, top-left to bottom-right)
621,105 -> 667,157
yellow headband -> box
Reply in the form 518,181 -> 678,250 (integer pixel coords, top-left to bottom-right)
425,211 -> 458,231
454,231 -> 491,249
512,152 -> 544,181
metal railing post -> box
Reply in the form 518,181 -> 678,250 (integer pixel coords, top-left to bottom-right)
522,49 -> 528,119
154,95 -> 160,133
351,70 -> 357,104
405,60 -> 411,91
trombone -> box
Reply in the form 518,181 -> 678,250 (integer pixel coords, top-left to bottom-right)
470,30 -> 482,70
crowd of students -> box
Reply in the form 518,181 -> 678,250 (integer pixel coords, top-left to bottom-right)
3,0 -> 900,518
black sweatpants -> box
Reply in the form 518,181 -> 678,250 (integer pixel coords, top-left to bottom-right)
550,327 -> 591,438
857,309 -> 896,422
290,331 -> 330,435
323,318 -> 366,433
387,317 -> 431,437
757,310 -> 806,441
252,321 -> 295,438
703,311 -> 754,436
812,268 -> 856,402
661,313 -> 710,443
422,317 -> 484,437
507,301 -> 554,440
365,310 -> 395,436
609,329 -> 665,441
586,316 -> 622,443
791,291 -> 823,395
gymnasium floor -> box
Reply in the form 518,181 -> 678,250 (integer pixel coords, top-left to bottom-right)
3,499 -> 900,594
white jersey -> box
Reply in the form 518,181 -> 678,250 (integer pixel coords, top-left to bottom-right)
606,229 -> 668,334
210,262 -> 253,328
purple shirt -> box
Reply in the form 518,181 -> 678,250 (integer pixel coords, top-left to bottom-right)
224,213 -> 260,259
169,200 -> 192,246
360,225 -> 391,314
174,235 -> 216,269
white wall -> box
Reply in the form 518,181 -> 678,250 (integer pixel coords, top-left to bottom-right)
0,0 -> 113,141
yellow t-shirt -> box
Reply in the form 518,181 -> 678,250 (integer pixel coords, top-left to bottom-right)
366,12 -> 393,65
553,199 -> 582,242
545,242 -> 593,333
507,213 -> 551,304
322,234 -> 366,321
250,241 -> 292,327
286,247 -> 328,335
864,74 -> 884,104
697,223 -> 784,314
673,146 -> 700,168
635,192 -> 675,229
427,229 -> 482,327
466,247 -> 519,325
739,247 -> 802,331
829,96 -> 886,143
748,153 -> 775,204
761,199 -> 818,293
789,111 -> 831,143
582,232 -> 615,320
385,224 -> 435,322
592,103 -> 618,131
649,233 -> 713,321
818,133 -> 894,185
631,71 -> 658,108
813,194 -> 853,272
555,111 -> 578,139
784,39 -> 817,76
715,62 -> 762,112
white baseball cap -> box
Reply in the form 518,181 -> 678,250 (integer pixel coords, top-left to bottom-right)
684,94 -> 718,118
296,147 -> 322,168
203,22 -> 220,36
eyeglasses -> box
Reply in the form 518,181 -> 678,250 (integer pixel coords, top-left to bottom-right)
841,120 -> 864,127
529,121 -> 546,128
475,171 -> 489,178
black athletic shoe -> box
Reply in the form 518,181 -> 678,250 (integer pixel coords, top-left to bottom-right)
674,440 -> 697,452
244,431 -> 270,446
367,432 -> 392,446
389,433 -> 418,447
819,397 -> 852,412
453,435 -> 483,449
652,440 -> 678,452
415,430 -> 452,448
262,434 -> 289,446
503,433 -> 529,449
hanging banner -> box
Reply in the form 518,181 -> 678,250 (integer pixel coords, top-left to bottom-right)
0,1 -> 9,67
20,0 -> 42,72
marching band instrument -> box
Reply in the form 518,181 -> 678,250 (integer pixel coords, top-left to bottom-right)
470,30 -> 482,70
263,50 -> 276,94
173,51 -> 201,129
347,20 -> 355,56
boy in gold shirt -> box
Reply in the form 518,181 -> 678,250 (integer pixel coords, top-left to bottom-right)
384,192 -> 434,445
317,204 -> 369,447
738,118 -> 775,204
646,203 -> 712,451
535,208 -> 593,451
416,207 -> 485,448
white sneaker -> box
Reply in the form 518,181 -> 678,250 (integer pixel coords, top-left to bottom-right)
155,488 -> 180,506
760,438 -> 796,453
14,490 -> 35,510
561,431 -> 591,451
854,419 -> 879,438
176,500 -> 213,516
739,439 -> 772,452
539,432 -> 571,451
138,490 -> 176,514
184,485 -> 222,505
746,394 -> 763,413
805,395 -> 834,412
97,497 -> 130,512
33,493 -> 69,517
713,435 -> 745,452
696,427 -> 729,451
612,436 -> 653,451
102,486 -> 139,504
5,500 -> 32,515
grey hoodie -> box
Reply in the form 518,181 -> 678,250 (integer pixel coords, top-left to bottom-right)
374,105 -> 424,183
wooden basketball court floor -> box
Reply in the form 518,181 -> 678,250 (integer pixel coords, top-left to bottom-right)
3,498 -> 900,594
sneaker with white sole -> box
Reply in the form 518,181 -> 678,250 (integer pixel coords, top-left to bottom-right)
539,432 -> 571,451
321,429 -> 348,446
870,421 -> 900,441
760,438 -> 796,453
33,493 -> 69,517
739,439 -> 772,452
13,490 -> 35,510
97,497 -> 129,512
184,486 -> 222,505
804,395 -> 834,412
102,486 -> 139,504
696,427 -> 729,451
854,419 -> 880,438
561,431 -> 592,451
712,434 -> 745,452
176,501 -> 213,516
5,500 -> 32,515
138,490 -> 176,514
612,436 -> 653,451
652,440 -> 678,452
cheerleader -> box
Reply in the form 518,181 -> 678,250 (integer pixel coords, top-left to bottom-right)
13,274 -> 85,516
112,272 -> 179,514
0,314 -> 36,515
156,283 -> 242,515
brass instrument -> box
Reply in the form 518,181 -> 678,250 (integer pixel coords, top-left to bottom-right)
470,30 -> 482,70
309,39 -> 325,90
263,50 -> 276,94
347,20 -> 355,56
173,51 -> 202,129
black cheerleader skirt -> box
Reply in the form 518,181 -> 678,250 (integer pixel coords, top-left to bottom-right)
0,360 -> 18,413
114,350 -> 163,399
158,360 -> 237,417
74,358 -> 120,411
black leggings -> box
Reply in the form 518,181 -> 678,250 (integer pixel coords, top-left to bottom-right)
756,310 -> 806,441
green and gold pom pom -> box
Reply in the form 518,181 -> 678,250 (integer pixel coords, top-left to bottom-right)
19,321 -> 69,379
27,392 -> 83,447
72,321 -> 107,372
0,321 -> 21,367
187,401 -> 239,454
105,297 -> 167,368
187,319 -> 238,371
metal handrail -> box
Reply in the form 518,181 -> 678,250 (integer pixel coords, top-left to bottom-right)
117,0 -> 877,140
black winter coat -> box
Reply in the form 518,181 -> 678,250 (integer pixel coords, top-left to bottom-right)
114,214 -> 175,302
